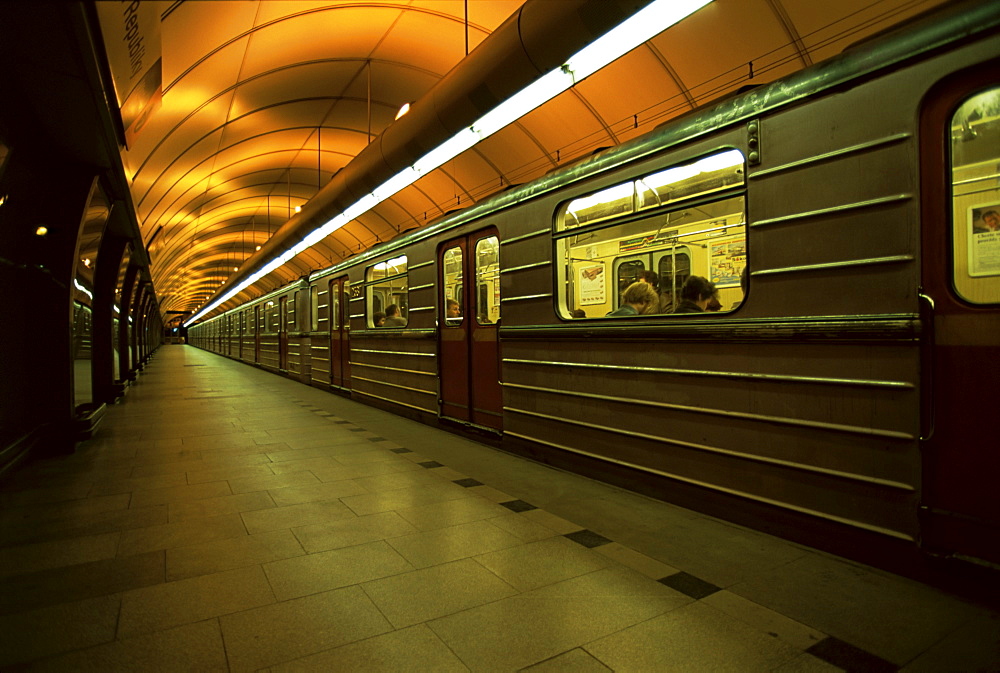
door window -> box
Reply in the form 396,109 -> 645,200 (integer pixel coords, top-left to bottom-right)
475,236 -> 500,325
951,87 -> 1000,304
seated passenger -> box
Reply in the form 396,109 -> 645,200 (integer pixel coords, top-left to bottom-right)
383,304 -> 407,327
674,276 -> 717,313
570,308 -> 587,318
373,311 -> 386,327
445,298 -> 461,324
606,282 -> 658,317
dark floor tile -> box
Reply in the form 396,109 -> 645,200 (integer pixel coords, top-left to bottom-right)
367,436 -> 386,441
419,461 -> 444,469
390,448 -> 413,454
563,529 -> 612,549
0,550 -> 165,615
499,499 -> 537,513
657,571 -> 720,599
349,427 -> 367,432
807,636 -> 897,673
454,478 -> 484,488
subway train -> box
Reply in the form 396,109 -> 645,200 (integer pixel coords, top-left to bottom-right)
188,1 -> 1000,580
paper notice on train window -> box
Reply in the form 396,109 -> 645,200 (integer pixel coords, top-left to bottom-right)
969,231 -> 1000,277
969,204 -> 1000,277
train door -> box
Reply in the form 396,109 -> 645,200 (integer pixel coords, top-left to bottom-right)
438,229 -> 502,430
329,276 -> 350,388
278,296 -> 289,371
919,68 -> 1000,565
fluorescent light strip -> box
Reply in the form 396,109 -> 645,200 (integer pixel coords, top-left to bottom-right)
186,0 -> 710,326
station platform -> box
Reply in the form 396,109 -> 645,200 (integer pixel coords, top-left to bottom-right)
1,345 -> 998,672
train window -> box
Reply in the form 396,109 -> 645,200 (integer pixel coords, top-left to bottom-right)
367,255 -> 408,327
265,301 -> 276,331
310,286 -> 319,331
443,246 -> 463,326
555,149 -> 747,318
475,236 -> 500,324
951,87 -> 1000,304
328,279 -> 338,329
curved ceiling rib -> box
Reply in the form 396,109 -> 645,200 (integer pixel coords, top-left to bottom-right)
89,0 -> 949,321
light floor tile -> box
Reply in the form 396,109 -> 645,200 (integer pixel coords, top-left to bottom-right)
467,485 -> 515,503
267,456 -> 342,475
292,511 -> 419,553
341,482 -> 473,517
474,536 -> 612,592
267,478 -> 368,506
584,601 -> 802,673
228,470 -> 321,494
118,512 -> 247,556
0,550 -> 165,614
0,594 -> 120,667
522,648 -> 613,673
90,472 -> 189,496
118,565 -> 275,637
519,509 -> 584,534
168,490 -> 275,522
0,531 -> 120,579
772,652 -> 846,673
219,585 -> 392,673
396,495 -> 512,531
595,541 -> 680,579
427,566 -> 687,672
386,519 -> 524,569
129,480 -> 232,508
702,590 -> 826,651
487,512 -> 560,543
263,539 -> 414,601
166,528 -> 305,581
241,499 -> 356,534
185,463 -> 275,485
352,470 -> 446,493
26,618 -> 229,672
362,558 -> 518,628
268,624 -> 469,672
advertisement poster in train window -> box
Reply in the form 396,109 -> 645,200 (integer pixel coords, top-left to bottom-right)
968,203 -> 1000,277
710,237 -> 746,287
579,263 -> 606,305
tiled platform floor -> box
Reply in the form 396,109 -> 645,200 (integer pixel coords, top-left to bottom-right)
2,345 -> 998,672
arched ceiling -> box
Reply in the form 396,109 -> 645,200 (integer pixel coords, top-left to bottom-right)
98,0 -> 949,323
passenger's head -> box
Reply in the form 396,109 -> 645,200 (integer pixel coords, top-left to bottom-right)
385,304 -> 400,317
639,271 -> 660,289
680,275 -> 717,309
373,311 -> 385,327
621,281 -> 659,314
570,308 -> 586,319
446,298 -> 460,318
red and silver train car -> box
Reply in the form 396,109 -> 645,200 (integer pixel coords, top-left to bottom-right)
189,1 -> 1000,580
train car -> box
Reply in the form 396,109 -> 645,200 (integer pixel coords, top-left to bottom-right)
189,1 -> 1000,580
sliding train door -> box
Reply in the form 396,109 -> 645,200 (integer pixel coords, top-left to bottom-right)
329,276 -> 350,389
438,229 -> 502,430
919,67 -> 1000,565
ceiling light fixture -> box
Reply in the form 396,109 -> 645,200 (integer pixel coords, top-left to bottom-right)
186,0 -> 711,326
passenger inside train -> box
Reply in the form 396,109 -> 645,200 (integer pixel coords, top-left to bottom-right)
673,275 -> 718,313
605,281 -> 659,316
383,304 -> 407,327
